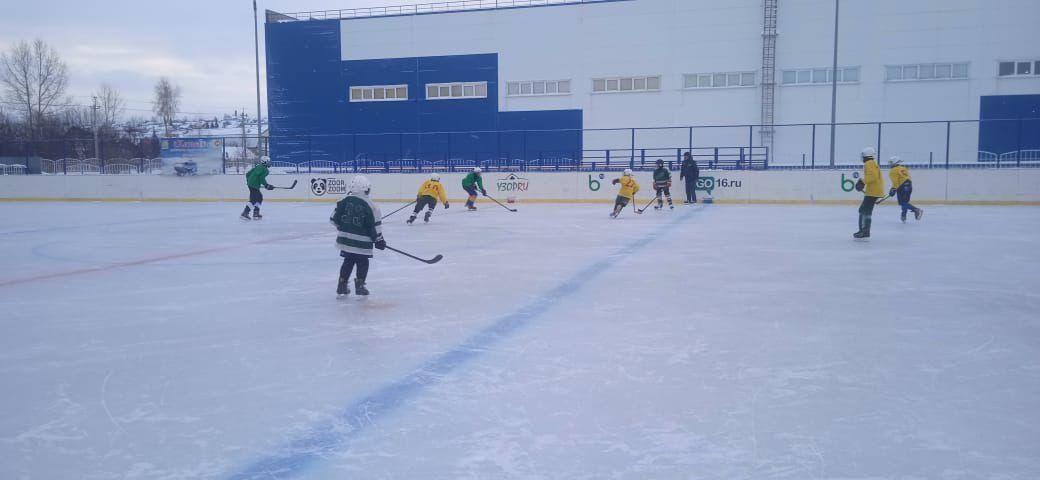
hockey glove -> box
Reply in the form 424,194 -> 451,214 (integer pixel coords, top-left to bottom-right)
889,188 -> 897,197
854,179 -> 864,192
374,239 -> 387,250
444,203 -> 450,209
612,178 -> 620,185
264,184 -> 275,190
480,189 -> 487,196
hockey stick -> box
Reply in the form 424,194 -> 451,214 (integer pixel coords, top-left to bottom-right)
875,194 -> 892,205
381,200 -> 417,220
269,180 -> 298,189
636,195 -> 658,214
385,245 -> 442,264
483,193 -> 518,212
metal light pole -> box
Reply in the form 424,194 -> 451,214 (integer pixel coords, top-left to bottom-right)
253,0 -> 264,155
828,0 -> 840,166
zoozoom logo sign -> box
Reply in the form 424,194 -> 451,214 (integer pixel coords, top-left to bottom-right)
840,172 -> 861,192
496,173 -> 530,192
695,176 -> 741,195
310,178 -> 347,196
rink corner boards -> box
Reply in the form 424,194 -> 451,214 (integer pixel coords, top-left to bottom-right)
1,197 -> 1039,206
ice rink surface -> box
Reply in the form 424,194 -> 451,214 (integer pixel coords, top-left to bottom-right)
1,200 -> 1038,479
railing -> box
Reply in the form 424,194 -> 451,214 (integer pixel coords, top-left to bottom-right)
37,157 -> 164,175
0,163 -> 27,175
269,0 -> 622,22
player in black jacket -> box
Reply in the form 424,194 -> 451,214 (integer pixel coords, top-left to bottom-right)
652,159 -> 674,210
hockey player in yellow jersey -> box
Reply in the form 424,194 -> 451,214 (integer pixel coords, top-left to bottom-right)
407,173 -> 450,224
610,169 -> 640,218
888,156 -> 923,223
853,147 -> 885,239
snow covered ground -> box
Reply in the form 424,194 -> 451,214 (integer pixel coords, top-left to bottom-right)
0,201 -> 1038,479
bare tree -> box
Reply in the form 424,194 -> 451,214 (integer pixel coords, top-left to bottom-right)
95,83 -> 124,132
0,39 -> 69,142
152,77 -> 181,136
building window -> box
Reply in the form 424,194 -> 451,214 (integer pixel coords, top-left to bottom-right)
683,71 -> 756,89
506,80 -> 572,97
998,59 -> 1040,77
885,62 -> 969,82
425,81 -> 487,100
781,67 -> 860,85
592,75 -> 661,93
349,84 -> 408,102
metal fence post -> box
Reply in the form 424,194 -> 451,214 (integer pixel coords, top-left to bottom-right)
876,122 -> 882,160
945,121 -> 951,168
688,126 -> 693,152
811,124 -> 817,169
630,128 -> 635,169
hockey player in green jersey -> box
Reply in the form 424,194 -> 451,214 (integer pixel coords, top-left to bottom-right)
330,175 -> 386,296
461,167 -> 486,211
241,156 -> 273,220
652,159 -> 674,210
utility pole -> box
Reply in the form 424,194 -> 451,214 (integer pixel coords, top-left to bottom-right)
92,96 -> 101,170
828,0 -> 840,166
253,0 -> 264,156
241,110 -> 247,163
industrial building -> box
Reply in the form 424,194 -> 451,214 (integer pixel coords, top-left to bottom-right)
264,0 -> 1040,167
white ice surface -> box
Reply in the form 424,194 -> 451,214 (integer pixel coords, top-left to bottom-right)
0,201 -> 1038,479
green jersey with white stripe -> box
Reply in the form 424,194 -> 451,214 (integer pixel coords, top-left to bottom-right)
331,193 -> 384,257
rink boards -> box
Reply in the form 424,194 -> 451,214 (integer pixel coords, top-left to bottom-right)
1,168 -> 1038,205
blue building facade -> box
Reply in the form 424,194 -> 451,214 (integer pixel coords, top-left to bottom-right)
265,19 -> 582,165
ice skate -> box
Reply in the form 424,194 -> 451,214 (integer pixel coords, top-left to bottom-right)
337,277 -> 350,297
424,211 -> 432,223
853,230 -> 870,239
915,208 -> 923,220
901,212 -> 907,223
252,207 -> 262,220
354,278 -> 369,296
240,207 -> 252,221
406,214 -> 416,224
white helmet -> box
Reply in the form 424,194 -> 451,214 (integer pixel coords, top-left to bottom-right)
889,155 -> 903,166
260,155 -> 271,166
861,147 -> 876,159
430,173 -> 441,182
349,175 -> 372,195
473,167 -> 482,174
623,168 -> 633,176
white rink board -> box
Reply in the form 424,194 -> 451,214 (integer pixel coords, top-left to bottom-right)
1,169 -> 1038,204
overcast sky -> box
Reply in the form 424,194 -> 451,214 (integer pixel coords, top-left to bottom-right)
0,0 -> 408,120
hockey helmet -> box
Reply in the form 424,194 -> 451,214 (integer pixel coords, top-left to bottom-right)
349,175 -> 372,195
861,147 -> 876,160
430,173 -> 441,182
623,168 -> 633,176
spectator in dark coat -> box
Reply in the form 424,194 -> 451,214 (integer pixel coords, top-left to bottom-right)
679,152 -> 700,204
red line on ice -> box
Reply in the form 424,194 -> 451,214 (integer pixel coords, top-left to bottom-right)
0,231 -> 321,288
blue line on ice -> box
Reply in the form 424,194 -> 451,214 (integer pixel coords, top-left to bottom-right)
226,206 -> 703,479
